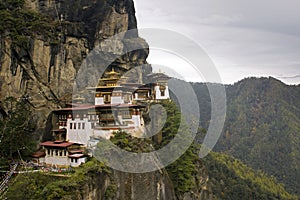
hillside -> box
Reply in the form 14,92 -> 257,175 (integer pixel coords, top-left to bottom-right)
204,151 -> 297,200
192,77 -> 300,196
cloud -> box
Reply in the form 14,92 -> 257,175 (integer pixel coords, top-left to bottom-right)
277,75 -> 300,79
135,0 -> 300,85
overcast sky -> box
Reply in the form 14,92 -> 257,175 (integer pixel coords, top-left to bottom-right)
135,0 -> 300,85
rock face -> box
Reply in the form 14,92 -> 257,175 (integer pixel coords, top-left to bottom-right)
111,170 -> 177,200
78,167 -> 213,200
0,0 -> 149,130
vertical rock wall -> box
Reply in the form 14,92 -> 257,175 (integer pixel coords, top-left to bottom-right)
0,0 -> 149,130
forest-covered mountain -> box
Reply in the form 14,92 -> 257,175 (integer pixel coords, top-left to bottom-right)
204,151 -> 297,200
192,77 -> 300,196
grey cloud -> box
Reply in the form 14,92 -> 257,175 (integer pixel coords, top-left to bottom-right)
135,0 -> 300,85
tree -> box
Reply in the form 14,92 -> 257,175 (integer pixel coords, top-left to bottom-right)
0,97 -> 36,160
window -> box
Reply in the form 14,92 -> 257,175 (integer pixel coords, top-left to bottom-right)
74,123 -> 76,130
70,123 -> 73,129
47,149 -> 50,155
59,151 -> 62,156
78,123 -> 81,129
64,150 -> 66,156
123,111 -> 131,119
104,94 -> 111,103
91,123 -> 94,128
55,150 -> 58,156
71,158 -> 74,162
161,90 -> 165,96
82,123 -> 85,129
75,159 -> 78,163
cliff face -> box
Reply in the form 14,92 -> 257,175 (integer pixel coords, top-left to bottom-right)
0,0 -> 149,130
79,167 -> 212,200
111,170 -> 177,200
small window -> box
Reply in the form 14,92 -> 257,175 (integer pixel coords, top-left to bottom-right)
91,123 -> 94,128
55,150 -> 58,156
75,159 -> 78,163
59,151 -> 62,156
104,94 -> 111,103
74,123 -> 76,130
78,123 -> 81,129
47,149 -> 50,155
64,151 -> 66,156
71,158 -> 73,162
70,123 -> 73,129
82,123 -> 85,129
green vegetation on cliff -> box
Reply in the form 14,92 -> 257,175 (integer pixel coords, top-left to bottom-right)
0,0 -> 57,49
0,97 -> 36,160
153,101 -> 199,195
94,101 -> 202,197
6,158 -> 110,199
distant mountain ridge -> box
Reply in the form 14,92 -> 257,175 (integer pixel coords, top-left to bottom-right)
191,77 -> 300,196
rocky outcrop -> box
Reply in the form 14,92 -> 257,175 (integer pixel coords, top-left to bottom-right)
77,166 -> 213,200
111,170 -> 177,200
181,160 -> 213,200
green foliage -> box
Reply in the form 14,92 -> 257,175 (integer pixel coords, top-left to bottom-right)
0,97 -> 36,160
110,130 -> 153,153
157,100 -> 182,146
0,0 -> 24,10
0,1 -> 58,49
6,173 -> 66,200
204,151 -> 297,200
152,100 -> 199,195
165,144 -> 199,195
6,158 -> 110,199
104,182 -> 117,199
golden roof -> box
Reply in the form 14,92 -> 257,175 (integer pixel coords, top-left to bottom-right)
105,68 -> 120,76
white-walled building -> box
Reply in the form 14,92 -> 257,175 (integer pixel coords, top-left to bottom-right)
35,68 -> 170,167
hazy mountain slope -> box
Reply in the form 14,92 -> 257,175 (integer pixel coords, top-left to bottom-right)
204,151 -> 297,200
192,77 -> 300,196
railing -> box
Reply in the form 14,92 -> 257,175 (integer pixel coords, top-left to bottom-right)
0,163 -> 18,195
